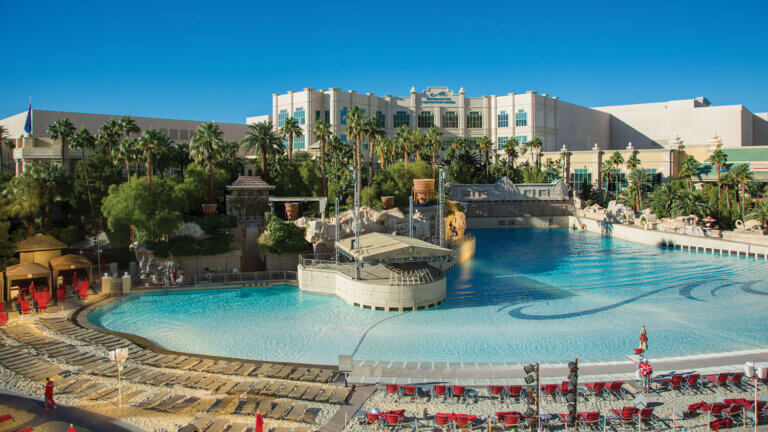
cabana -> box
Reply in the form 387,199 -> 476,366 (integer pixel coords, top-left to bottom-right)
15,234 -> 67,265
4,261 -> 52,303
49,254 -> 93,290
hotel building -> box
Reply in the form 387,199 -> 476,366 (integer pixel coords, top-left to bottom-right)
247,86 -> 768,189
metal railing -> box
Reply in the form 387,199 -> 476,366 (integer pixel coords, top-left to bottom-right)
388,267 -> 436,286
448,233 -> 475,249
184,271 -> 296,286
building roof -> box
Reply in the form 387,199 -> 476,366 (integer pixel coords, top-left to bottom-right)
15,234 -> 68,253
695,147 -> 768,181
49,254 -> 92,271
4,261 -> 50,279
226,176 -> 275,191
335,232 -> 453,263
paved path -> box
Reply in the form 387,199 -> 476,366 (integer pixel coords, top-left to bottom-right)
320,384 -> 376,432
0,390 -> 142,432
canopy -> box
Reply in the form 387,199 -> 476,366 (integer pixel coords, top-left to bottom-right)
4,261 -> 52,300
49,254 -> 92,271
336,232 -> 454,264
15,234 -> 67,252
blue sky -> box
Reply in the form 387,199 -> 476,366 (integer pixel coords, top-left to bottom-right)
2,0 -> 766,123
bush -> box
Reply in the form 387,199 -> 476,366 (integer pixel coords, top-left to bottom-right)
261,213 -> 310,254
150,232 -> 233,258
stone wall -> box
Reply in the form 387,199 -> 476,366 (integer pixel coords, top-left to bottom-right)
468,216 -> 570,229
176,250 -> 243,274
265,253 -> 301,272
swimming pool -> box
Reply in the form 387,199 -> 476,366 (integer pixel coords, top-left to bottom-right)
89,228 -> 768,365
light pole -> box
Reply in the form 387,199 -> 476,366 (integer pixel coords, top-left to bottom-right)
438,168 -> 445,248
409,190 -> 414,238
352,167 -> 360,280
334,197 -> 340,264
108,347 -> 129,407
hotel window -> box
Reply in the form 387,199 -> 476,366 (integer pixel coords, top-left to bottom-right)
169,129 -> 179,140
340,107 -> 348,125
324,110 -> 330,123
466,111 -> 483,129
570,168 -> 592,192
497,136 -> 509,150
376,111 -> 386,127
418,111 -> 434,128
515,109 -> 527,127
341,134 -> 347,144
315,110 -> 321,121
362,142 -> 369,151
393,111 -> 410,128
644,168 -> 663,188
179,129 -> 188,140
294,107 -> 305,125
278,109 -> 289,127
516,135 -> 528,145
497,111 -> 509,128
294,135 -> 305,150
442,111 -> 458,128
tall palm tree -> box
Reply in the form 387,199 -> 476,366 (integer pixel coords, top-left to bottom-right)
0,125 -> 7,168
529,137 -> 544,169
69,127 -> 96,215
451,137 -> 471,153
119,115 -> 140,140
394,125 -> 412,169
47,118 -> 76,165
731,164 -> 754,218
363,117 -> 384,184
374,137 -> 392,170
708,149 -> 727,198
559,148 -> 572,180
747,200 -> 768,234
607,151 -> 625,192
425,127 -> 443,179
280,117 -> 302,161
627,168 -> 650,210
720,170 -> 736,212
113,138 -> 138,181
97,119 -> 121,154
672,192 -> 708,218
410,128 -> 424,161
679,155 -> 698,193
503,138 -> 519,178
477,136 -> 493,174
138,128 -> 164,195
1,171 -> 44,235
626,153 -> 641,171
190,122 -> 225,203
650,183 -> 678,217
601,160 -> 617,193
25,162 -> 67,227
241,121 -> 281,179
312,120 -> 332,193
344,106 -> 365,174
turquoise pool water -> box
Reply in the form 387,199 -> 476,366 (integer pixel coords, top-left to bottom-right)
89,228 -> 768,365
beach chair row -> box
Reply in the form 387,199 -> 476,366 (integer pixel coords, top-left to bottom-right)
688,397 -> 768,430
199,395 -> 322,424
0,324 -> 106,368
383,381 -> 627,402
186,416 -> 312,432
0,344 -> 66,383
36,318 -> 132,350
658,371 -> 745,392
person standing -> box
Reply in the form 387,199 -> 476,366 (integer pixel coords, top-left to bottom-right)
68,424 -> 77,432
44,377 -> 56,410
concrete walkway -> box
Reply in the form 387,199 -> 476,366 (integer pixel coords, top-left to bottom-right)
0,390 -> 142,432
320,384 -> 376,432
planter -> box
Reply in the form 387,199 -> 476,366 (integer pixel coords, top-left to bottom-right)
381,196 -> 395,210
413,179 -> 435,204
202,203 -> 217,217
284,203 -> 299,221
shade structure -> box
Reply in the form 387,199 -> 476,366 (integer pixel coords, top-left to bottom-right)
335,232 -> 454,264
49,254 -> 93,287
4,261 -> 52,301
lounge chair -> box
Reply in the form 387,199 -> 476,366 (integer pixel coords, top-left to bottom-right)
723,404 -> 742,425
488,385 -> 504,400
584,382 -> 605,397
0,313 -> 7,326
454,414 -> 477,430
385,383 -> 399,398
727,372 -> 744,388
18,297 -> 31,314
452,385 -> 466,402
683,373 -> 702,391
709,417 -> 734,431
579,411 -> 601,429
505,385 -> 522,401
0,414 -> 14,424
435,412 -> 452,430
502,413 -> 523,430
636,407 -> 654,426
610,406 -> 636,427
702,402 -> 726,418
56,288 -> 66,302
402,385 -> 416,400
433,384 -> 447,400
705,373 -> 729,387
556,381 -> 572,398
658,374 -> 683,391
607,381 -> 625,398
366,412 -> 379,425
541,384 -> 558,400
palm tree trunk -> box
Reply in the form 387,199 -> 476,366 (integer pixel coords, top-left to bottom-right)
260,146 -> 267,178
404,150 -> 409,170
146,153 -> 153,197
368,148 -> 374,187
288,135 -> 294,161
740,184 -> 745,217
320,138 -> 327,194
26,214 -> 35,235
125,161 -> 131,182
207,160 -> 214,203
432,148 -> 437,180
81,149 -> 94,217
688,177 -> 693,194
725,186 -> 731,210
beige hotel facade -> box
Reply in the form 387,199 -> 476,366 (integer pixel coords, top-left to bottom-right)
247,86 -> 768,189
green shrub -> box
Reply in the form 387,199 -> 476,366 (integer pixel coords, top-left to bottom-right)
262,213 -> 310,254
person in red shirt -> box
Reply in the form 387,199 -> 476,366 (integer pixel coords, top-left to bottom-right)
44,377 -> 56,410
68,424 -> 77,432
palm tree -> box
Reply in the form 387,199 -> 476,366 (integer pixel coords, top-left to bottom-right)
363,117 -> 384,184
1,172 -> 44,235
477,136 -> 493,174
731,164 -> 754,218
138,128 -> 164,195
25,162 -> 67,227
650,183 -> 678,217
312,120 -> 332,193
527,137 -> 543,169
241,121 -> 281,179
747,200 -> 768,234
601,160 -> 617,194
97,119 -> 121,154
627,168 -> 650,210
626,153 -> 641,171
708,149 -> 727,198
0,125 -> 8,168
112,138 -> 137,181
559,148 -> 572,180
503,138 -> 519,178
280,117 -> 302,162
452,137 -> 471,153
119,115 -> 141,140
69,127 -> 96,215
425,127 -> 443,179
720,170 -> 736,212
190,122 -> 225,203
672,192 -> 708,218
344,106 -> 365,174
47,118 -> 76,165
394,125 -> 411,169
679,155 -> 698,193
410,128 -> 424,161
374,137 -> 392,170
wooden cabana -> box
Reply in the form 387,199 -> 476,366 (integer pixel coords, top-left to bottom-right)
3,262 -> 52,303
49,254 -> 93,289
15,234 -> 67,266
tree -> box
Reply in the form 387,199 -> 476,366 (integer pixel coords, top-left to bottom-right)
69,127 -> 97,216
527,137 -> 543,169
119,115 -> 141,140
424,127 -> 443,179
23,162 -> 68,227
747,200 -> 768,234
325,135 -> 354,204
47,118 -> 76,165
410,128 -> 424,161
543,158 -> 562,181
559,148 -> 572,180
241,121 -> 281,179
648,183 -> 679,218
97,119 -> 121,154
720,170 -> 736,212
627,168 -> 650,210
344,106 -> 365,174
477,136 -> 493,174
731,164 -> 754,218
112,138 -> 139,181
1,170 -> 45,235
601,160 -> 617,194
608,151 -> 625,191
190,122 -> 225,204
394,125 -> 411,169
708,149 -> 727,199
138,128 -> 164,196
672,192 -> 708,218
280,117 -> 302,162
311,120 -> 332,193
363,116 -> 384,185
679,155 -> 698,193
72,146 -> 118,230
374,137 -> 393,171
626,153 -> 641,171
503,138 -> 519,178
0,125 -> 7,168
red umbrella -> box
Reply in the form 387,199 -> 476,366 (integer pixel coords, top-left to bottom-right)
255,413 -> 263,432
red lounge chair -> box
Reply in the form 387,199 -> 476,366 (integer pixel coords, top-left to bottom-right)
505,385 -> 522,400
433,384 -> 447,399
557,381 -> 572,397
705,373 -> 729,387
56,288 -> 66,302
585,382 -> 605,396
607,381 -> 624,398
709,418 -> 734,432
452,385 -> 466,400
727,372 -> 744,387
14,428 -> 32,432
723,404 -> 742,424
637,407 -> 654,425
488,385 -> 504,399
702,403 -> 726,417
37,293 -> 49,312
611,407 -> 636,425
435,413 -> 452,427
0,414 -> 13,423
541,384 -> 558,399
366,413 -> 379,424
689,401 -> 708,415
503,413 -> 522,429
579,412 -> 601,428
683,373 -> 701,390
384,413 -> 402,427
385,383 -> 399,397
0,313 -> 6,325
18,298 -> 31,314
659,374 -> 683,391
402,385 -> 416,399
454,414 -> 476,429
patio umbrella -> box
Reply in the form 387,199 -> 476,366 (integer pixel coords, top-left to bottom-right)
255,413 -> 263,432
639,325 -> 648,352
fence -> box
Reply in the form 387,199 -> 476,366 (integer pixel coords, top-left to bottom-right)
187,271 -> 296,286
448,233 -> 475,249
